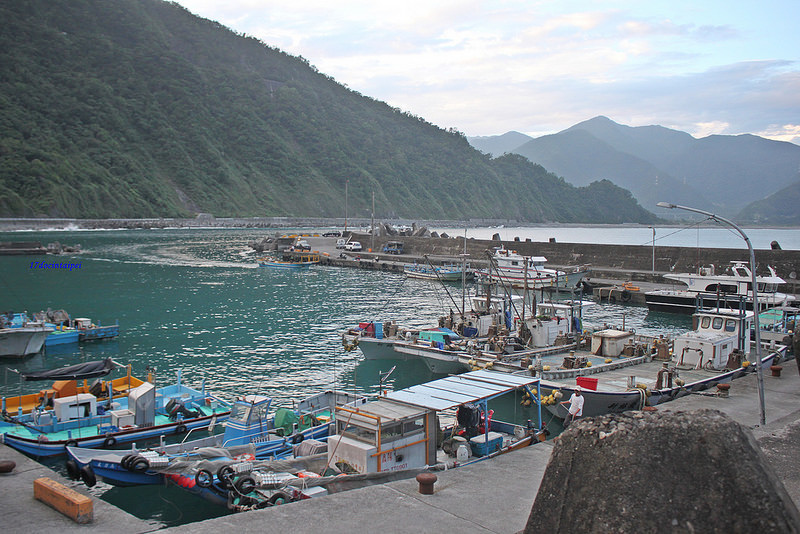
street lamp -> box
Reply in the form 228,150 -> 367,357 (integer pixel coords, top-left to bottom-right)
656,202 -> 766,426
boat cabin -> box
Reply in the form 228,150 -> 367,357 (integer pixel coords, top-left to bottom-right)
673,309 -> 753,370
327,370 -> 541,474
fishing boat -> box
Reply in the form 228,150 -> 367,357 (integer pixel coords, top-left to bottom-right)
144,371 -> 544,511
644,261 -> 795,314
31,309 -> 120,346
537,307 -> 788,421
403,263 -> 472,282
474,247 -> 587,290
0,313 -> 53,358
65,390 -> 366,487
0,358 -> 231,457
258,252 -> 320,269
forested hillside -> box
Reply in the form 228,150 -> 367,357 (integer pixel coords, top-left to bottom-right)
0,0 -> 656,223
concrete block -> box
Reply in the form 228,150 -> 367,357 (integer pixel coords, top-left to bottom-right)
33,477 -> 93,524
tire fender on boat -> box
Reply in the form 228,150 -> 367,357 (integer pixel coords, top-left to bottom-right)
195,469 -> 213,488
65,459 -> 80,480
131,457 -> 150,472
103,436 -> 117,448
80,465 -> 97,487
65,439 -> 78,448
175,423 -> 187,434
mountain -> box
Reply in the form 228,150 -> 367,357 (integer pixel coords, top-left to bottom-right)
737,181 -> 800,226
0,0 -> 656,223
475,116 -> 800,222
468,131 -> 532,156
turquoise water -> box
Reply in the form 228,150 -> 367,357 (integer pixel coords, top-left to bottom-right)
0,228 -> 691,526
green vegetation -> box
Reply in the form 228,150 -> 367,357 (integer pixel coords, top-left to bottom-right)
0,0 -> 657,223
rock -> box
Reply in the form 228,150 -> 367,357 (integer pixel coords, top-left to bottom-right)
524,409 -> 800,533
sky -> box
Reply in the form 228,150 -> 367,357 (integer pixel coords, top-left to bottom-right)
172,0 -> 800,144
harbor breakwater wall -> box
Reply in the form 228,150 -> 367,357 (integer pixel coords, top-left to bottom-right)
347,233 -> 800,294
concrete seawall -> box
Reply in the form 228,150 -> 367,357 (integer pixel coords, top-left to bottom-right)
340,233 -> 800,295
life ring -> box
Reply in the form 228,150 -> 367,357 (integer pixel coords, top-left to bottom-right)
175,424 -> 187,434
65,439 -> 78,448
102,436 -> 117,448
65,459 -> 80,480
195,469 -> 213,488
235,475 -> 256,495
80,465 -> 97,488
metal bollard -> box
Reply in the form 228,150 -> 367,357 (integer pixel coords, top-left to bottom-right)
416,472 -> 437,495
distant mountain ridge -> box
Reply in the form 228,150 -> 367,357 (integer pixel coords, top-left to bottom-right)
469,116 -> 800,223
0,0 -> 656,223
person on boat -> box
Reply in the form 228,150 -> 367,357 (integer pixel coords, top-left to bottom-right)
565,386 -> 584,428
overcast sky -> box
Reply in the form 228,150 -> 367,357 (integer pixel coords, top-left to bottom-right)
173,1 -> 799,144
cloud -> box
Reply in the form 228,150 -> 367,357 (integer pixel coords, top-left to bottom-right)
171,1 -> 800,143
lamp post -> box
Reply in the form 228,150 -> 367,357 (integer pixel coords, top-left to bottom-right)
656,202 -> 766,426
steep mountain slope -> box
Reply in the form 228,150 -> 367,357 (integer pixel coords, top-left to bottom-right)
468,131 -> 532,157
0,0 -> 655,223
737,181 -> 800,226
475,117 -> 800,221
513,129 -> 706,211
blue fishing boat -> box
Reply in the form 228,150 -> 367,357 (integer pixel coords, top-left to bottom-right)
65,390 -> 366,487
34,310 -> 120,346
0,358 -> 231,457
404,262 -> 472,281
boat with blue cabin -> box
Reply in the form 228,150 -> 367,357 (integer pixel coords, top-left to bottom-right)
65,390 -> 366,487
0,358 -> 231,457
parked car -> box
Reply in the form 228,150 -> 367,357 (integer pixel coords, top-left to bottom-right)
345,241 -> 362,251
323,231 -> 342,237
336,239 -> 347,249
295,240 -> 311,251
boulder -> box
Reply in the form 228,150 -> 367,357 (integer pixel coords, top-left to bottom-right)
525,409 -> 800,533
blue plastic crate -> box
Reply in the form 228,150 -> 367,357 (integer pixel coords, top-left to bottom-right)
469,432 -> 503,457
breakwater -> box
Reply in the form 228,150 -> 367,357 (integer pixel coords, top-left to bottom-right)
327,233 -> 800,295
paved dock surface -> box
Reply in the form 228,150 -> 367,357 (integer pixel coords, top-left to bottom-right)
3,363 -> 799,533
0,445 -> 154,533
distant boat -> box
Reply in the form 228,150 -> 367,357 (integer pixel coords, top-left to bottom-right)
474,247 -> 586,289
645,261 -> 796,314
403,263 -> 472,282
258,253 -> 320,269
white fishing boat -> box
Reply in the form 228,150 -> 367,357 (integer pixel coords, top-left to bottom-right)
403,263 -> 472,282
0,312 -> 53,358
645,261 -> 795,314
474,247 -> 586,290
537,307 -> 788,421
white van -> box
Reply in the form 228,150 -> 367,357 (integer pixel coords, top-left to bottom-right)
336,239 -> 347,249
345,241 -> 362,251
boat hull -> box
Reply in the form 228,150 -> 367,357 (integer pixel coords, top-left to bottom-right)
0,327 -> 52,357
645,290 -> 793,314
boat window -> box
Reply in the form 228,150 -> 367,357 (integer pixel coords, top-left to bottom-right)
712,317 -> 724,330
701,317 -> 711,329
725,319 -> 737,332
230,404 -> 250,422
381,422 -> 403,443
403,418 -> 425,435
511,260 -> 519,266
340,422 -> 376,444
249,404 -> 269,424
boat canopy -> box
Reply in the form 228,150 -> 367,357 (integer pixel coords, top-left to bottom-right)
385,370 -> 539,411
21,358 -> 117,382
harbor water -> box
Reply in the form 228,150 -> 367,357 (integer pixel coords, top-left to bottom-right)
0,228 -> 697,526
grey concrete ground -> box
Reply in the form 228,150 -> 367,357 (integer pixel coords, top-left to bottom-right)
0,444 -> 154,533
3,360 -> 799,533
